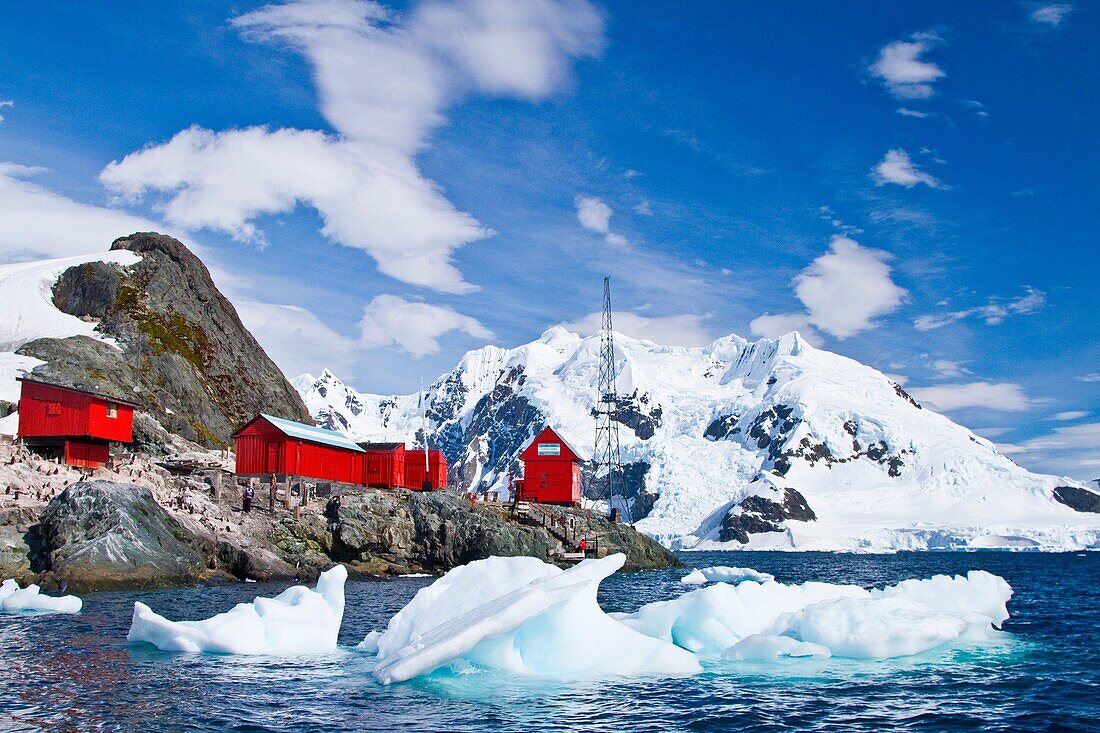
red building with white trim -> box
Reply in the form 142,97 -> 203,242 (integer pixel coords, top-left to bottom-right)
517,426 -> 583,505
233,413 -> 365,485
16,377 -> 138,468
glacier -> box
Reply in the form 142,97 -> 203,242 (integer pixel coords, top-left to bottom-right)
0,578 -> 82,614
126,565 -> 347,654
295,327 -> 1100,552
360,555 -> 1015,683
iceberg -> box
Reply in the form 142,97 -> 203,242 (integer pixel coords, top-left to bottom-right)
615,579 -> 866,658
369,554 -> 700,684
680,566 -> 775,585
619,570 -> 1012,661
127,565 -> 347,654
0,578 -> 82,614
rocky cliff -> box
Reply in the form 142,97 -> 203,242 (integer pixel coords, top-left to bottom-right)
15,232 -> 310,447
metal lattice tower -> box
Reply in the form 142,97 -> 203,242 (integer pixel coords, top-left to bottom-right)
592,276 -> 625,520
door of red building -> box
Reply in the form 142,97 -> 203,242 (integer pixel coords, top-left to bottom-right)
266,442 -> 280,472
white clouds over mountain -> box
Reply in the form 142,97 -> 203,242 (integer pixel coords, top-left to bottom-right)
360,294 -> 494,357
751,236 -> 907,341
101,0 -> 605,293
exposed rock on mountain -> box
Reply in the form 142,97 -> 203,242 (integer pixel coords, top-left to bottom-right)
4,233 -> 309,446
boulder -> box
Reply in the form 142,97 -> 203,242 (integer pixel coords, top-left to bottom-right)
28,480 -> 211,592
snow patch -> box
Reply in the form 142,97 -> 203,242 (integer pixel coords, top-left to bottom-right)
127,565 -> 347,654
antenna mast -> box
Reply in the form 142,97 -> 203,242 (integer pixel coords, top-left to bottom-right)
592,276 -> 625,521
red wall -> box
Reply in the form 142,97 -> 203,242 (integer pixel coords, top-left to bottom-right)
65,441 -> 110,469
520,458 -> 581,504
234,417 -> 363,484
18,380 -> 134,443
403,449 -> 447,490
363,448 -> 406,488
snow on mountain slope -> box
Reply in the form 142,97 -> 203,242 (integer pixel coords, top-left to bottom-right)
0,250 -> 142,433
298,328 -> 1100,552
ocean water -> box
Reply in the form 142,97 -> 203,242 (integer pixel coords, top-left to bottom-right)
1,551 -> 1097,732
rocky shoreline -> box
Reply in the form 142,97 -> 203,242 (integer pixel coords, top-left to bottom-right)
1,442 -> 678,593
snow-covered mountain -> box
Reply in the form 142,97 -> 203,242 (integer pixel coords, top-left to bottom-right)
296,327 -> 1100,552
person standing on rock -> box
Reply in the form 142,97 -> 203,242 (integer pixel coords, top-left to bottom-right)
578,538 -> 588,556
242,485 -> 254,513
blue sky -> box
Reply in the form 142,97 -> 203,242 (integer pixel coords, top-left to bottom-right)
0,1 -> 1096,479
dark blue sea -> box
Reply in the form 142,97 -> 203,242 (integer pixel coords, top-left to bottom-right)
1,552 -> 1097,732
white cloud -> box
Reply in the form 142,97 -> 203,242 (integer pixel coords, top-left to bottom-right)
914,287 -> 1045,330
869,33 -> 945,99
574,194 -> 629,246
559,311 -> 713,347
999,421 -> 1099,481
0,163 -> 163,261
235,299 -> 359,377
748,313 -> 823,346
575,195 -> 612,233
1029,3 -> 1073,26
359,294 -> 494,357
932,359 -> 969,380
633,200 -> 653,216
908,382 -> 1033,412
1051,410 -> 1088,421
872,149 -> 943,188
0,100 -> 12,124
751,236 -> 906,341
101,0 -> 605,293
896,107 -> 929,119
101,126 -> 489,293
1079,373 -> 1100,383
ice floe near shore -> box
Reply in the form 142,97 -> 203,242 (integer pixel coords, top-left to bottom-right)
681,566 -> 775,585
127,565 -> 347,654
362,557 -> 1014,683
0,578 -> 82,614
370,554 -> 701,684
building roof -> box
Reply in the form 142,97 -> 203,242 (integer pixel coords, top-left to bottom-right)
17,376 -> 142,409
358,441 -> 406,451
248,413 -> 365,453
520,425 -> 589,462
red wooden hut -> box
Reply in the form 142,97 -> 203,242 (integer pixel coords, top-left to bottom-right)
403,448 -> 447,491
517,426 -> 583,505
233,414 -> 364,485
358,442 -> 406,488
16,377 -> 137,468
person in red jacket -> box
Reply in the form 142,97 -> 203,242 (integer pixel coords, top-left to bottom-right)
578,538 -> 588,555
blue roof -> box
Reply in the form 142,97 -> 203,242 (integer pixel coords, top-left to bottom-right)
259,413 -> 364,452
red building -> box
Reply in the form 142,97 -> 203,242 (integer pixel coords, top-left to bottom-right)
517,426 -> 583,505
358,442 -> 406,488
233,414 -> 364,485
16,377 -> 138,469
404,448 -> 447,491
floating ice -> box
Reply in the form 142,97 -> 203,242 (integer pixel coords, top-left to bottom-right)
620,569 -> 1012,661
0,578 -> 82,614
370,554 -> 700,684
615,579 -> 865,658
722,633 -> 831,661
680,566 -> 775,585
127,565 -> 347,654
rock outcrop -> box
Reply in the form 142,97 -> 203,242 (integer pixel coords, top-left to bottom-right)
28,481 -> 211,591
17,232 -> 309,447
19,478 -> 678,592
720,485 -> 817,544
